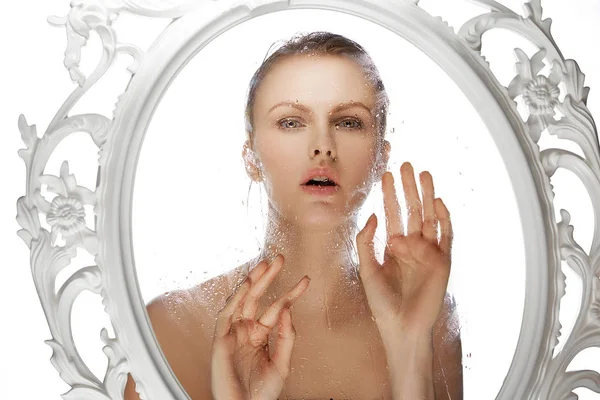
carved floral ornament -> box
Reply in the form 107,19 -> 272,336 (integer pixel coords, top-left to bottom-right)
15,0 -> 600,399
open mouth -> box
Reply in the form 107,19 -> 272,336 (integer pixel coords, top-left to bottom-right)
301,175 -> 340,196
303,178 -> 338,187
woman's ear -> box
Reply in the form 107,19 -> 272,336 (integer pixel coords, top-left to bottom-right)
242,140 -> 262,182
375,140 -> 391,181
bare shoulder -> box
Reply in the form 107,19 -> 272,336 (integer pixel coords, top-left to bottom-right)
435,293 -> 460,340
432,292 -> 463,400
123,265 -> 249,400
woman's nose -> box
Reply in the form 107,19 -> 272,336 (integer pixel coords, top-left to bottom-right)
309,129 -> 337,161
312,148 -> 335,159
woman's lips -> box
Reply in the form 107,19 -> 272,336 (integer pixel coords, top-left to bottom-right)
301,184 -> 340,196
300,167 -> 340,186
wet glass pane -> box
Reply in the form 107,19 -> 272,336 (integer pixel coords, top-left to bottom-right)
132,9 -> 525,400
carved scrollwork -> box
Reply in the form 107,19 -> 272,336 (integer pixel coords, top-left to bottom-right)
456,0 -> 600,398
15,0 -> 150,398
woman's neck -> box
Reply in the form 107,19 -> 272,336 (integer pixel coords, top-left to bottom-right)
255,210 -> 369,323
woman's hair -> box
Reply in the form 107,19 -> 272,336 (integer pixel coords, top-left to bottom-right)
244,31 -> 390,140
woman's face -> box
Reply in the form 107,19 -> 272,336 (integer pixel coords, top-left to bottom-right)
247,54 -> 388,230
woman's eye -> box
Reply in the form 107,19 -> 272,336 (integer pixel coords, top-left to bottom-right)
337,118 -> 363,129
278,119 -> 303,129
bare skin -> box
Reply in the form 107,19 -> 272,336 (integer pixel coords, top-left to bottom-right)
124,53 -> 463,399
124,264 -> 460,399
123,164 -> 462,399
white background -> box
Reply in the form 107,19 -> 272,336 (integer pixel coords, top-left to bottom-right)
1,0 -> 599,398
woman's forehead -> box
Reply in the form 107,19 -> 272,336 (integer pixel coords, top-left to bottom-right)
254,54 -> 376,114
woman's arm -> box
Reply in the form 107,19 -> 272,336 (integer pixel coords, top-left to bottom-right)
356,164 -> 455,400
382,329 -> 436,400
379,293 -> 462,400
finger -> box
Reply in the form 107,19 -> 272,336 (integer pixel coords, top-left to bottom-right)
242,255 -> 284,319
248,259 -> 269,283
230,260 -> 268,322
356,213 -> 380,281
231,316 -> 251,347
270,308 -> 296,380
258,276 -> 310,328
214,279 -> 251,338
435,198 -> 453,256
382,171 -> 403,238
420,171 -> 438,243
401,162 -> 423,235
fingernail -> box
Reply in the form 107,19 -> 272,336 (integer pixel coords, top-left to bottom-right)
367,213 -> 374,223
368,213 -> 377,227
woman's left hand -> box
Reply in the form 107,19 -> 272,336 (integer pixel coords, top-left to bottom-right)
356,161 -> 453,337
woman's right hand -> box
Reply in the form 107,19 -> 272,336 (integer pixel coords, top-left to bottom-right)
210,254 -> 310,400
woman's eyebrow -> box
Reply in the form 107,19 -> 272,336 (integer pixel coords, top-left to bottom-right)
330,101 -> 372,114
268,102 -> 312,114
267,101 -> 372,114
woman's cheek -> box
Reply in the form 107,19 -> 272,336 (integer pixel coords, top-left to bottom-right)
261,158 -> 297,205
348,151 -> 377,182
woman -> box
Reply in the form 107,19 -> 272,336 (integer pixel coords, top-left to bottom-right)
125,31 -> 462,400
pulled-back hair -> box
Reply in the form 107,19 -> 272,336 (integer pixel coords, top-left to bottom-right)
244,31 -> 389,140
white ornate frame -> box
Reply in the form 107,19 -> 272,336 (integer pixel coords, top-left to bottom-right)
15,0 -> 600,398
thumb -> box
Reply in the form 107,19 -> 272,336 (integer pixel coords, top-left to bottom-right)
356,213 -> 380,281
